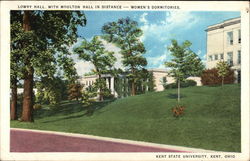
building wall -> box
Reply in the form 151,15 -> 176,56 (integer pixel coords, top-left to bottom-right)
149,69 -> 174,91
149,69 -> 202,91
206,17 -> 241,71
79,75 -> 97,90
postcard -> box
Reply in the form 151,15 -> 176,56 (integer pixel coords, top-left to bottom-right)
0,1 -> 249,161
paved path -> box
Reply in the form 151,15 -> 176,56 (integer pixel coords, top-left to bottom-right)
10,129 -> 187,152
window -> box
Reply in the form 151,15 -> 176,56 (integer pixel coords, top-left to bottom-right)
162,77 -> 167,84
237,70 -> 241,83
238,29 -> 241,43
209,55 -> 213,61
238,50 -> 241,64
214,54 -> 218,60
227,31 -> 233,45
220,53 -> 224,60
227,52 -> 233,66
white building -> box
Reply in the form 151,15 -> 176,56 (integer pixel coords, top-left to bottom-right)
206,17 -> 241,82
79,74 -> 117,97
79,69 -> 202,97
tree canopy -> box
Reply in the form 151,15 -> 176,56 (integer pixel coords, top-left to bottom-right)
216,61 -> 230,86
10,11 -> 87,121
102,17 -> 147,96
165,39 -> 204,102
74,36 -> 116,101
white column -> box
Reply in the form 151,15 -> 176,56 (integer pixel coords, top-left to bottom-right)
111,77 -> 115,95
106,78 -> 109,88
146,78 -> 149,91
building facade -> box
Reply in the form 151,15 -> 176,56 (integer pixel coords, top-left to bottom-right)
79,69 -> 202,98
79,74 -> 117,97
206,17 -> 241,82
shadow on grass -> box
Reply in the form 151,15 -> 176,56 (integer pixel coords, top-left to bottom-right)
40,99 -> 115,123
167,93 -> 186,99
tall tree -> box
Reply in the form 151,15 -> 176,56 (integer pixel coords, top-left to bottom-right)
102,17 -> 147,96
74,36 -> 116,101
68,82 -> 83,101
165,40 -> 204,103
216,61 -> 230,86
10,11 -> 86,122
10,21 -> 26,120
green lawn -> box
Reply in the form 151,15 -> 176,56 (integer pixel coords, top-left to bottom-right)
11,84 -> 241,152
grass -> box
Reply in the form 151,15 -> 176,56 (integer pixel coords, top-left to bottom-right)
11,84 -> 241,152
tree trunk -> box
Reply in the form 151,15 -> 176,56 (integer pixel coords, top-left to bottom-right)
222,77 -> 224,86
177,79 -> 180,103
131,80 -> 135,96
21,11 -> 34,122
10,78 -> 18,120
21,68 -> 34,122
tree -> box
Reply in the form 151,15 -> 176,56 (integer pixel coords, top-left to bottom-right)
35,77 -> 69,104
216,61 -> 230,86
68,82 -> 83,101
102,17 -> 147,96
165,40 -> 204,102
73,36 -> 116,101
10,11 -> 86,122
10,21 -> 26,120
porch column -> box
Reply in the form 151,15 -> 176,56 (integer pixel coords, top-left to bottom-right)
106,78 -> 109,89
111,77 -> 115,95
146,78 -> 149,91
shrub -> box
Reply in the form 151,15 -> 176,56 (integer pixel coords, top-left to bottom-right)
164,83 -> 176,89
164,80 -> 197,89
172,105 -> 185,118
201,68 -> 235,86
82,91 -> 96,106
103,94 -> 114,100
181,80 -> 197,88
33,104 -> 42,110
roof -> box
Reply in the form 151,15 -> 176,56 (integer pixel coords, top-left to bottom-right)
205,17 -> 240,32
148,68 -> 169,73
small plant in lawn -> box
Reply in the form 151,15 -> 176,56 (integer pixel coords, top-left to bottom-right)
172,105 -> 186,118
33,104 -> 42,110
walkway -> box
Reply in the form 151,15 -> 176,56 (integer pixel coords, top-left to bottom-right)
10,128 -> 214,152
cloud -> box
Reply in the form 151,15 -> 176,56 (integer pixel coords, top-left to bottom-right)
75,61 -> 94,76
146,50 -> 169,69
140,11 -> 199,43
139,13 -> 148,25
69,37 -> 84,53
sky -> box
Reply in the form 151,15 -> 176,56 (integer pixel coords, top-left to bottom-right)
73,11 -> 240,76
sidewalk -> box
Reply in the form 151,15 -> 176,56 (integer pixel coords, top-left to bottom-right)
10,128 -> 216,152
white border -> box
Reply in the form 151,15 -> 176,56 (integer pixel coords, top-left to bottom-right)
0,1 -> 249,161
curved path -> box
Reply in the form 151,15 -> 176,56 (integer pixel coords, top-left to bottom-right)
10,129 -> 213,153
